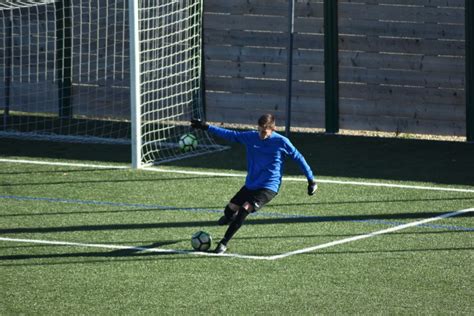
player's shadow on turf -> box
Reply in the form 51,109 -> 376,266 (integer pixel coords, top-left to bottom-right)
0,240 -> 190,262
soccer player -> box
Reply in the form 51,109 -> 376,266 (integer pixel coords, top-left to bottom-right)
191,114 -> 317,254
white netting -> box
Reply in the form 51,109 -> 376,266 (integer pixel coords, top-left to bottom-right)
0,0 -> 130,142
0,1 -> 56,10
0,0 -> 225,164
134,0 -> 225,165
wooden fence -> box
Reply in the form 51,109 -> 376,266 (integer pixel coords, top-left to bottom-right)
203,0 -> 466,136
1,0 -> 468,138
204,0 -> 326,128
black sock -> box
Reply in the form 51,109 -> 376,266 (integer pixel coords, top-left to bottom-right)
224,205 -> 237,221
221,207 -> 249,245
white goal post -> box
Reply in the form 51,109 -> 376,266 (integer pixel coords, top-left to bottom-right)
0,0 -> 225,168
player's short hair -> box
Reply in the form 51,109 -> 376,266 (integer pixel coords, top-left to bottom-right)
258,114 -> 276,130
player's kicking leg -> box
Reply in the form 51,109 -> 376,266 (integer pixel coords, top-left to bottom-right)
215,202 -> 253,254
215,187 -> 277,254
217,203 -> 239,225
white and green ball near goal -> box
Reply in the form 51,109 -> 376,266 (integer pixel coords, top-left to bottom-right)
178,133 -> 198,152
0,0 -> 226,167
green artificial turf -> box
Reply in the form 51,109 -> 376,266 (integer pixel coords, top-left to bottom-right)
0,134 -> 473,314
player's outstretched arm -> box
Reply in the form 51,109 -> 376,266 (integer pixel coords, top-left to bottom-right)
191,118 -> 248,144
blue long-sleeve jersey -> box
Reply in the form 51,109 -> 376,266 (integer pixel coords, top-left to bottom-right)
208,125 -> 314,193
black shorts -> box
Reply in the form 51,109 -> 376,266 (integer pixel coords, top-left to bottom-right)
230,186 -> 277,212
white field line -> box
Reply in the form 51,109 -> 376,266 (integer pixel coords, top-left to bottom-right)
0,158 -> 129,169
1,208 -> 472,261
0,237 -> 270,260
267,207 -> 474,260
1,158 -> 474,193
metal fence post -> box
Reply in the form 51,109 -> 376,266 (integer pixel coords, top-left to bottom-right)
467,0 -> 473,142
3,11 -> 13,130
56,0 -> 73,118
324,0 -> 339,133
285,0 -> 295,137
200,1 -> 207,119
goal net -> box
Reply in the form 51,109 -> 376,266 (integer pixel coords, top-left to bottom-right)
0,0 -> 225,167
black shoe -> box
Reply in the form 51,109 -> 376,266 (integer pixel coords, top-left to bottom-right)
214,242 -> 227,254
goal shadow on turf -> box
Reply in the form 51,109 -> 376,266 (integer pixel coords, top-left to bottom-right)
1,210 -> 472,236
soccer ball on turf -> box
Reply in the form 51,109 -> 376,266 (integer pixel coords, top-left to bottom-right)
179,133 -> 198,152
191,231 -> 212,251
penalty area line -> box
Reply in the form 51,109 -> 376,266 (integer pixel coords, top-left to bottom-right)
0,208 -> 472,261
267,207 -> 474,260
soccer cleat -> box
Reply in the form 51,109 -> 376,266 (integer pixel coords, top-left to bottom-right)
214,242 -> 227,254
